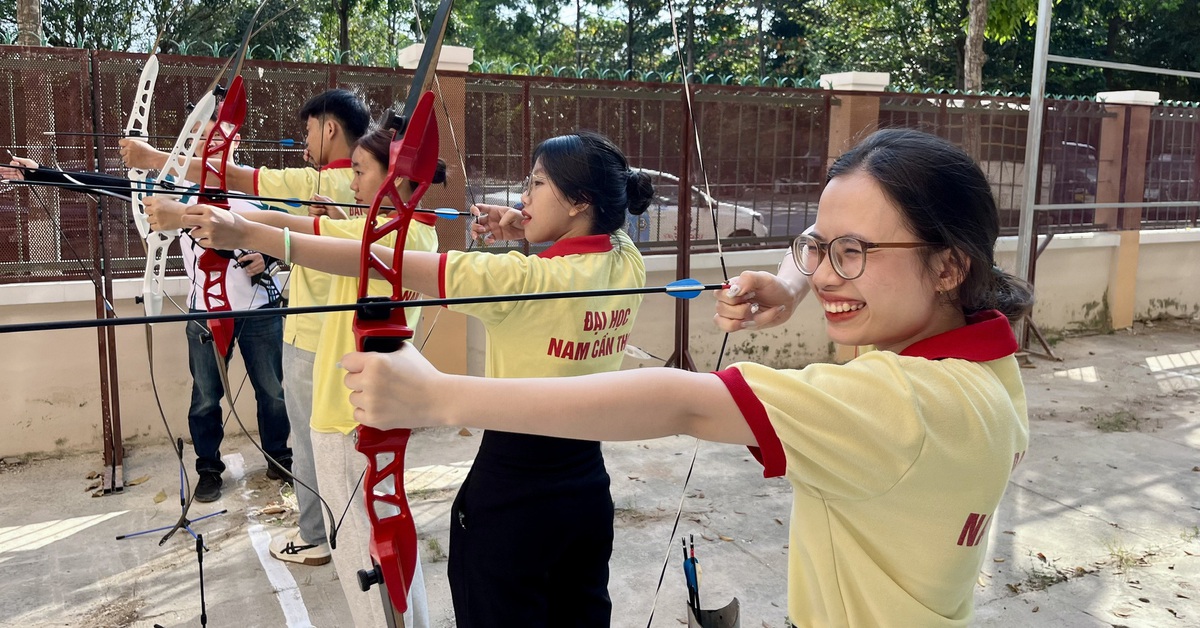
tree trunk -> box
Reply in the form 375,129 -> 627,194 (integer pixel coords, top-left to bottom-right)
685,3 -> 694,76
338,0 -> 351,63
626,3 -> 634,73
963,0 -> 989,160
17,0 -> 45,46
964,0 -> 989,93
755,0 -> 764,78
575,0 -> 583,68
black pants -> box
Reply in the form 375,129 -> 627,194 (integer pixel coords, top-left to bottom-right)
448,451 -> 614,628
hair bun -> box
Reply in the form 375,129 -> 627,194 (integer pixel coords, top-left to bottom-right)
625,170 -> 654,216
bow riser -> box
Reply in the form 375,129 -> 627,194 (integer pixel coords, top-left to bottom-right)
351,2 -> 453,620
196,76 -> 249,358
355,426 -> 417,615
139,90 -> 215,318
197,77 -> 248,208
352,90 -> 439,355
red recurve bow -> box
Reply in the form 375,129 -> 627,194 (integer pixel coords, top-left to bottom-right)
351,0 -> 453,625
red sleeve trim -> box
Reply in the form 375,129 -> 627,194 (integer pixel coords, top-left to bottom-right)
313,216 -> 322,236
713,369 -> 786,478
252,168 -> 261,195
437,253 -> 449,299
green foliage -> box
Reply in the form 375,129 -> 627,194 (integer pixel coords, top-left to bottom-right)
7,0 -> 1199,99
806,0 -> 967,89
43,0 -> 139,50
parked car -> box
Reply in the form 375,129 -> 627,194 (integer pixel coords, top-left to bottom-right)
1049,141 -> 1098,205
1144,152 -> 1196,203
474,167 -> 769,244
1143,151 -> 1198,225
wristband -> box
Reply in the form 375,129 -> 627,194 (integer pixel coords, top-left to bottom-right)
282,227 -> 291,266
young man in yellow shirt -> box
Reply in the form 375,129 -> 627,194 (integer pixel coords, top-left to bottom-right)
125,89 -> 369,567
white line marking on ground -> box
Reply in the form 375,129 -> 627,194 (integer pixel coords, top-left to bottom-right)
0,511 -> 127,554
248,524 -> 315,628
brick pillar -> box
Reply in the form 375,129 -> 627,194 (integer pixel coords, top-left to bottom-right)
822,71 -> 889,362
1095,90 -> 1158,329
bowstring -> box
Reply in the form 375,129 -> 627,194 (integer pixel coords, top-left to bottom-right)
408,0 -> 478,353
645,1 -> 733,624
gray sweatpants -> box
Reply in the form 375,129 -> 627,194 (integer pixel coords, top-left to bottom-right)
281,342 -> 325,546
312,428 -> 430,628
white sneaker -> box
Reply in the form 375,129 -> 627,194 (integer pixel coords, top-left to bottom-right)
269,528 -> 331,566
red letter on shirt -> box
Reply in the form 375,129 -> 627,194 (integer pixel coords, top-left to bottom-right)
957,513 -> 990,547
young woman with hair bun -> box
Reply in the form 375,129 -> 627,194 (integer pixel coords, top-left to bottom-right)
182,129 -> 654,627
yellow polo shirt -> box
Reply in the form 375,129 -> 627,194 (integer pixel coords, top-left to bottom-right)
255,158 -> 354,353
309,213 -> 439,434
440,230 -> 645,378
716,311 -> 1029,627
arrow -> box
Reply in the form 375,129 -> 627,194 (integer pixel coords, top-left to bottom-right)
0,176 -> 469,218
42,131 -> 301,146
0,279 -> 726,335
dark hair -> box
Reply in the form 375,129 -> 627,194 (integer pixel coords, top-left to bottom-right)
355,126 -> 447,192
827,128 -> 1034,322
299,89 -> 371,142
531,130 -> 653,235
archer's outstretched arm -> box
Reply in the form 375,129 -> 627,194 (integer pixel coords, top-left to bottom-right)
342,347 -> 756,447
120,138 -> 256,194
180,203 -> 441,296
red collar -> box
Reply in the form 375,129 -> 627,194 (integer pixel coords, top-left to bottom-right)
318,158 -> 352,171
899,310 -> 1017,361
536,234 -> 613,259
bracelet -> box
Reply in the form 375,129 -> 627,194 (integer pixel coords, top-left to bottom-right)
282,227 -> 291,266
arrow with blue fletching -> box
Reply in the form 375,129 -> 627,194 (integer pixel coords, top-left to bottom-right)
0,279 -> 727,335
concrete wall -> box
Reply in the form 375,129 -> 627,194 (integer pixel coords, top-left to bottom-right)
2,229 -> 1198,457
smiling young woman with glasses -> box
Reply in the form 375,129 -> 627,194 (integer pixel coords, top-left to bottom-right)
340,128 -> 1036,628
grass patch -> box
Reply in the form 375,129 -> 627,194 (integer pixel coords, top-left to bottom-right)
1008,552 -> 1097,594
1093,410 -> 1139,433
1103,539 -> 1157,573
425,537 -> 447,562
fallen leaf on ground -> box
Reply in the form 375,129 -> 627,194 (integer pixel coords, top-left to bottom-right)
458,428 -> 472,437
719,535 -> 733,542
126,475 -> 150,486
260,506 -> 288,515
993,557 -> 1006,563
86,471 -> 100,479
154,489 -> 167,503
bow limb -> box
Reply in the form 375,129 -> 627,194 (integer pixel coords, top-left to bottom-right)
118,52 -> 175,319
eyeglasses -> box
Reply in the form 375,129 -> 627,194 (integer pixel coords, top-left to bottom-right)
791,234 -> 934,280
520,174 -> 548,193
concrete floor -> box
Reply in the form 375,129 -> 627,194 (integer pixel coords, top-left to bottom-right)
1,319 -> 1198,627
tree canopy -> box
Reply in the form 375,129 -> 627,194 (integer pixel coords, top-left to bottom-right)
3,0 -> 1197,99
